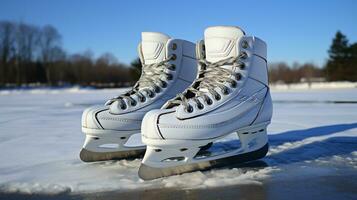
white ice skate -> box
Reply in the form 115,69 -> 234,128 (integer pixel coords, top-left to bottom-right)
139,26 -> 273,180
80,32 -> 198,162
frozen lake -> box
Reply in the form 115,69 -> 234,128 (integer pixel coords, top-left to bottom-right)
0,87 -> 356,199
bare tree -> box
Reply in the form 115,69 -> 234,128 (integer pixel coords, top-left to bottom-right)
0,21 -> 16,85
14,22 -> 40,84
39,25 -> 61,84
97,53 -> 118,66
0,21 -> 146,87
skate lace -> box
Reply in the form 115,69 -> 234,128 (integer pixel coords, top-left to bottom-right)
106,55 -> 175,109
167,53 -> 246,112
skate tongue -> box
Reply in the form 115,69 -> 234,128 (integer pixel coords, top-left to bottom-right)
204,26 -> 245,63
195,26 -> 245,93
140,32 -> 171,65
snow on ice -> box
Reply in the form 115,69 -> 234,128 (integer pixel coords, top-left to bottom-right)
0,87 -> 356,194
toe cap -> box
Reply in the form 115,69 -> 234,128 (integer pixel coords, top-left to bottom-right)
82,105 -> 146,131
96,109 -> 143,131
141,109 -> 164,140
81,106 -> 106,129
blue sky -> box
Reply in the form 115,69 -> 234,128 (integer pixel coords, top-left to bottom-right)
0,0 -> 356,66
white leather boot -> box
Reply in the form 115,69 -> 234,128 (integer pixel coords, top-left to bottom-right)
139,26 -> 273,180
80,32 -> 197,162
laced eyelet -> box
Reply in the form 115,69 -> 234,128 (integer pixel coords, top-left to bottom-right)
140,96 -> 146,102
242,40 -> 249,49
235,73 -> 242,81
239,63 -> 245,69
130,100 -> 137,106
148,91 -> 155,98
154,87 -> 161,93
222,88 -> 229,95
206,98 -> 213,105
185,105 -> 193,113
241,52 -> 248,59
170,64 -> 176,71
197,103 -> 204,110
215,94 -> 221,101
120,104 -> 127,110
167,74 -> 173,80
172,43 -> 177,50
231,81 -> 237,88
161,81 -> 167,88
171,54 -> 177,60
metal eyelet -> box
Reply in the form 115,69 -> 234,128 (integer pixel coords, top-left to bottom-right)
242,40 -> 249,49
231,81 -> 237,88
206,98 -> 213,105
120,104 -> 127,110
170,64 -> 176,71
172,43 -> 177,50
215,94 -> 221,101
197,103 -> 204,110
223,88 -> 229,95
140,96 -> 146,102
240,63 -> 245,69
154,87 -> 161,93
241,52 -> 248,59
236,73 -> 242,81
148,91 -> 155,98
171,54 -> 177,60
167,74 -> 173,80
185,105 -> 193,113
130,100 -> 137,106
161,81 -> 167,88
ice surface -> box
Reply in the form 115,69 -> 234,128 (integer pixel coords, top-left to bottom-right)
0,87 -> 356,194
270,81 -> 357,90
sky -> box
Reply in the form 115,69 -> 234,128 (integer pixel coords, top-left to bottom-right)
0,0 -> 356,66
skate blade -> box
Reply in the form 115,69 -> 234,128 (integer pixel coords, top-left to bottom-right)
138,143 -> 269,180
80,148 -> 145,162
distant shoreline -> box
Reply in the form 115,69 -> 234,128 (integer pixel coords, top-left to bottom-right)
270,81 -> 357,91
1,81 -> 357,91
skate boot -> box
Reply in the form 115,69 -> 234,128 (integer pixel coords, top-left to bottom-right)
139,26 -> 273,180
80,32 -> 198,162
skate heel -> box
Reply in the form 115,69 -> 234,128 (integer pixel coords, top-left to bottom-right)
236,122 -> 269,155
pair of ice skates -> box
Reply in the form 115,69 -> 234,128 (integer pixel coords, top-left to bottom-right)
80,26 -> 273,180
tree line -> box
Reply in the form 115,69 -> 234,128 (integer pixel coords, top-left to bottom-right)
1,21 -> 356,88
269,62 -> 323,84
0,21 -> 139,88
269,31 -> 357,83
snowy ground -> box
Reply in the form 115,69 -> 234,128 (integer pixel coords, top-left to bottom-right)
0,87 -> 356,198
